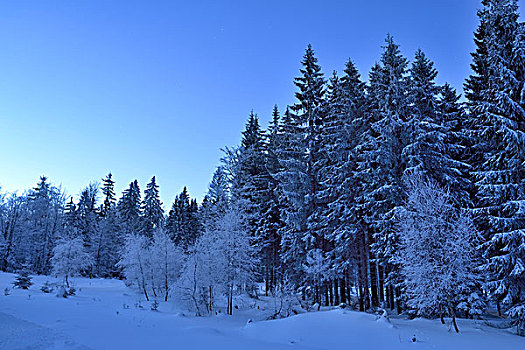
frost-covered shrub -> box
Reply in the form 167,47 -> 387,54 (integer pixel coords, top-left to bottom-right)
149,229 -> 183,301
118,229 -> 183,302
508,304 -> 525,337
40,281 -> 54,293
118,234 -> 151,301
56,285 -> 68,298
269,280 -> 302,319
51,236 -> 93,288
175,208 -> 255,316
395,174 -> 485,332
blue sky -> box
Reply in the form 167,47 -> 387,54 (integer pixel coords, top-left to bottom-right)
0,1 -> 520,206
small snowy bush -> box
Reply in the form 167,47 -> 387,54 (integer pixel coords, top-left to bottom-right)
13,268 -> 33,290
40,281 -> 54,293
269,280 -> 302,319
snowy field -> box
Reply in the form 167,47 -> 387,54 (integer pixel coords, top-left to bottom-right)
1,273 -> 523,350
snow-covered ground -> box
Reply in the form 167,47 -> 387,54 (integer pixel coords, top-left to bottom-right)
1,273 -> 523,350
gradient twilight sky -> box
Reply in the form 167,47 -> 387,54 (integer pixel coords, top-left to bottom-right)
0,1 -> 522,207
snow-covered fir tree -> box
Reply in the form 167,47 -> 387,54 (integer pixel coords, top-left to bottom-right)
100,172 -> 116,217
318,59 -> 367,308
465,0 -> 525,332
277,44 -> 327,301
96,172 -> 121,277
166,187 -> 201,250
231,111 -> 275,292
437,83 -> 472,206
259,105 -> 284,294
13,264 -> 33,289
201,166 -> 230,229
141,176 -> 164,238
23,176 -> 65,274
117,180 -> 142,235
359,35 -> 409,310
76,183 -> 100,276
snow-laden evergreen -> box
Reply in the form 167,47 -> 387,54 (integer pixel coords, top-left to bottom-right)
166,187 -> 201,250
117,180 -> 142,236
465,0 -> 525,334
141,176 -> 164,237
361,35 -> 410,310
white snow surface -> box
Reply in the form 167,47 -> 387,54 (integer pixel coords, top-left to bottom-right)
0,273 -> 523,349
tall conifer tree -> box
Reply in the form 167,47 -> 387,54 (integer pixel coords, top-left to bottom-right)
141,176 -> 164,237
465,0 -> 525,330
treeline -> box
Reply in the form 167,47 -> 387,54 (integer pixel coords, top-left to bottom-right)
0,0 -> 523,334
0,174 -> 200,277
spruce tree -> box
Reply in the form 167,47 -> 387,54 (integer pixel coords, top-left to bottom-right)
166,187 -> 201,249
319,60 -> 367,308
141,176 -> 164,238
276,106 -> 310,289
438,83 -> 472,206
24,176 -> 64,274
259,105 -> 284,294
13,265 -> 33,289
278,44 -> 328,302
117,180 -> 142,235
465,0 -> 525,331
403,49 -> 467,202
76,183 -> 99,276
100,172 -> 116,217
203,166 -> 230,230
97,172 -> 121,277
232,111 -> 269,229
359,35 -> 409,310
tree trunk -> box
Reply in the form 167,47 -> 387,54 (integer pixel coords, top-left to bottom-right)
208,286 -> 213,312
357,246 -> 365,311
345,270 -> 352,308
340,276 -> 346,304
334,279 -> 340,306
447,300 -> 459,333
389,285 -> 395,312
451,311 -> 459,333
325,281 -> 330,306
395,286 -> 402,314
385,284 -> 391,310
142,283 -> 150,301
369,256 -> 379,308
361,229 -> 371,310
378,264 -> 385,305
